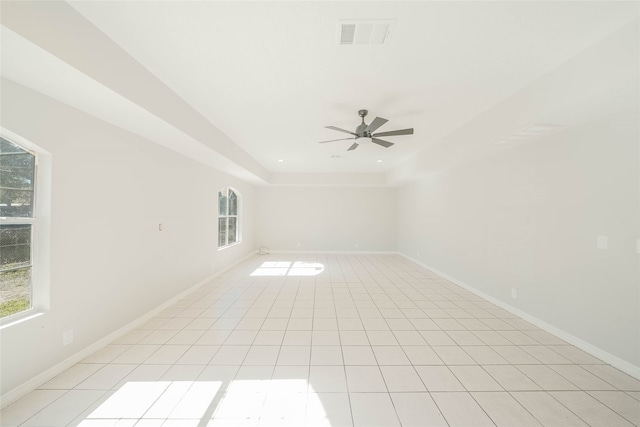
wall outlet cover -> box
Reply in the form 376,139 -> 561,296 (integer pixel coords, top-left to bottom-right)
597,235 -> 608,250
62,330 -> 74,346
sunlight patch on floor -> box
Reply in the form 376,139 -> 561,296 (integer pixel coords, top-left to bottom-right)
250,261 -> 325,277
76,380 -> 327,426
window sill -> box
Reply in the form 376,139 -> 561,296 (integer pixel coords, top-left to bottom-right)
218,241 -> 242,251
0,309 -> 45,330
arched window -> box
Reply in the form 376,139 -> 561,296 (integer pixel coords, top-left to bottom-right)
218,187 -> 240,248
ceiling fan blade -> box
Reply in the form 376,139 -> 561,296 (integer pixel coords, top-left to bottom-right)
347,142 -> 359,151
371,138 -> 394,148
326,126 -> 357,135
365,117 -> 388,134
318,137 -> 356,143
372,128 -> 414,137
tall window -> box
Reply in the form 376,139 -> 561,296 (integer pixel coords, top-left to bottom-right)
0,137 -> 36,319
218,187 -> 240,248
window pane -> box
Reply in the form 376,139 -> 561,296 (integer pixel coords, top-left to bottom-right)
0,137 -> 35,218
218,190 -> 228,216
228,190 -> 238,215
228,217 -> 237,244
0,224 -> 32,269
0,267 -> 32,318
218,217 -> 227,247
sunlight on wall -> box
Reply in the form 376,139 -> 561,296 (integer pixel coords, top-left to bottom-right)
250,261 -> 325,277
77,379 -> 328,426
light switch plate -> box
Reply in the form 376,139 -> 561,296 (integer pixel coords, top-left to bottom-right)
63,329 -> 74,346
597,235 -> 608,250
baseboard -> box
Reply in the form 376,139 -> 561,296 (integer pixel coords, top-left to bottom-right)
0,250 -> 257,409
265,250 -> 399,255
399,253 -> 640,380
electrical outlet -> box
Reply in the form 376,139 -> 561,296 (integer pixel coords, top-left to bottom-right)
597,235 -> 608,250
63,329 -> 74,346
511,288 -> 517,299
158,223 -> 163,231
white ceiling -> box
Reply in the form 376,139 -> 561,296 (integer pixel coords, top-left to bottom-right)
1,1 -> 638,184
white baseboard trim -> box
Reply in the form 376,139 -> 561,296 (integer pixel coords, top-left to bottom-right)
0,250 -> 257,409
399,253 -> 640,380
265,250 -> 399,255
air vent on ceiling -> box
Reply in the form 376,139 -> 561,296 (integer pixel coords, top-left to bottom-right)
338,20 -> 394,45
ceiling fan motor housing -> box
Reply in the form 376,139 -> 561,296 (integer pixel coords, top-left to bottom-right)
356,124 -> 369,136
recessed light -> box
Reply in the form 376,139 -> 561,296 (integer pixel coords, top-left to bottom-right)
377,159 -> 383,163
278,159 -> 284,162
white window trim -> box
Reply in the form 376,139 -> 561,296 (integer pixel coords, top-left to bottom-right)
0,129 -> 51,328
217,187 -> 242,250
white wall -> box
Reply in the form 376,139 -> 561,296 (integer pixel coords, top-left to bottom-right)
0,79 -> 256,396
397,110 -> 639,372
256,186 -> 396,252
396,19 -> 640,375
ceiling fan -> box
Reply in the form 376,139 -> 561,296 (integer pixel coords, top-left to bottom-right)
318,109 -> 414,151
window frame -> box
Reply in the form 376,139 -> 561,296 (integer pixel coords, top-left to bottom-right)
0,130 -> 51,327
217,187 -> 241,250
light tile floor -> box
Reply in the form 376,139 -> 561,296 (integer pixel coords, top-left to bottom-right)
2,254 -> 639,426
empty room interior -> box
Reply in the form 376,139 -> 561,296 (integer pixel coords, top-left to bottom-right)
1,1 -> 639,426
